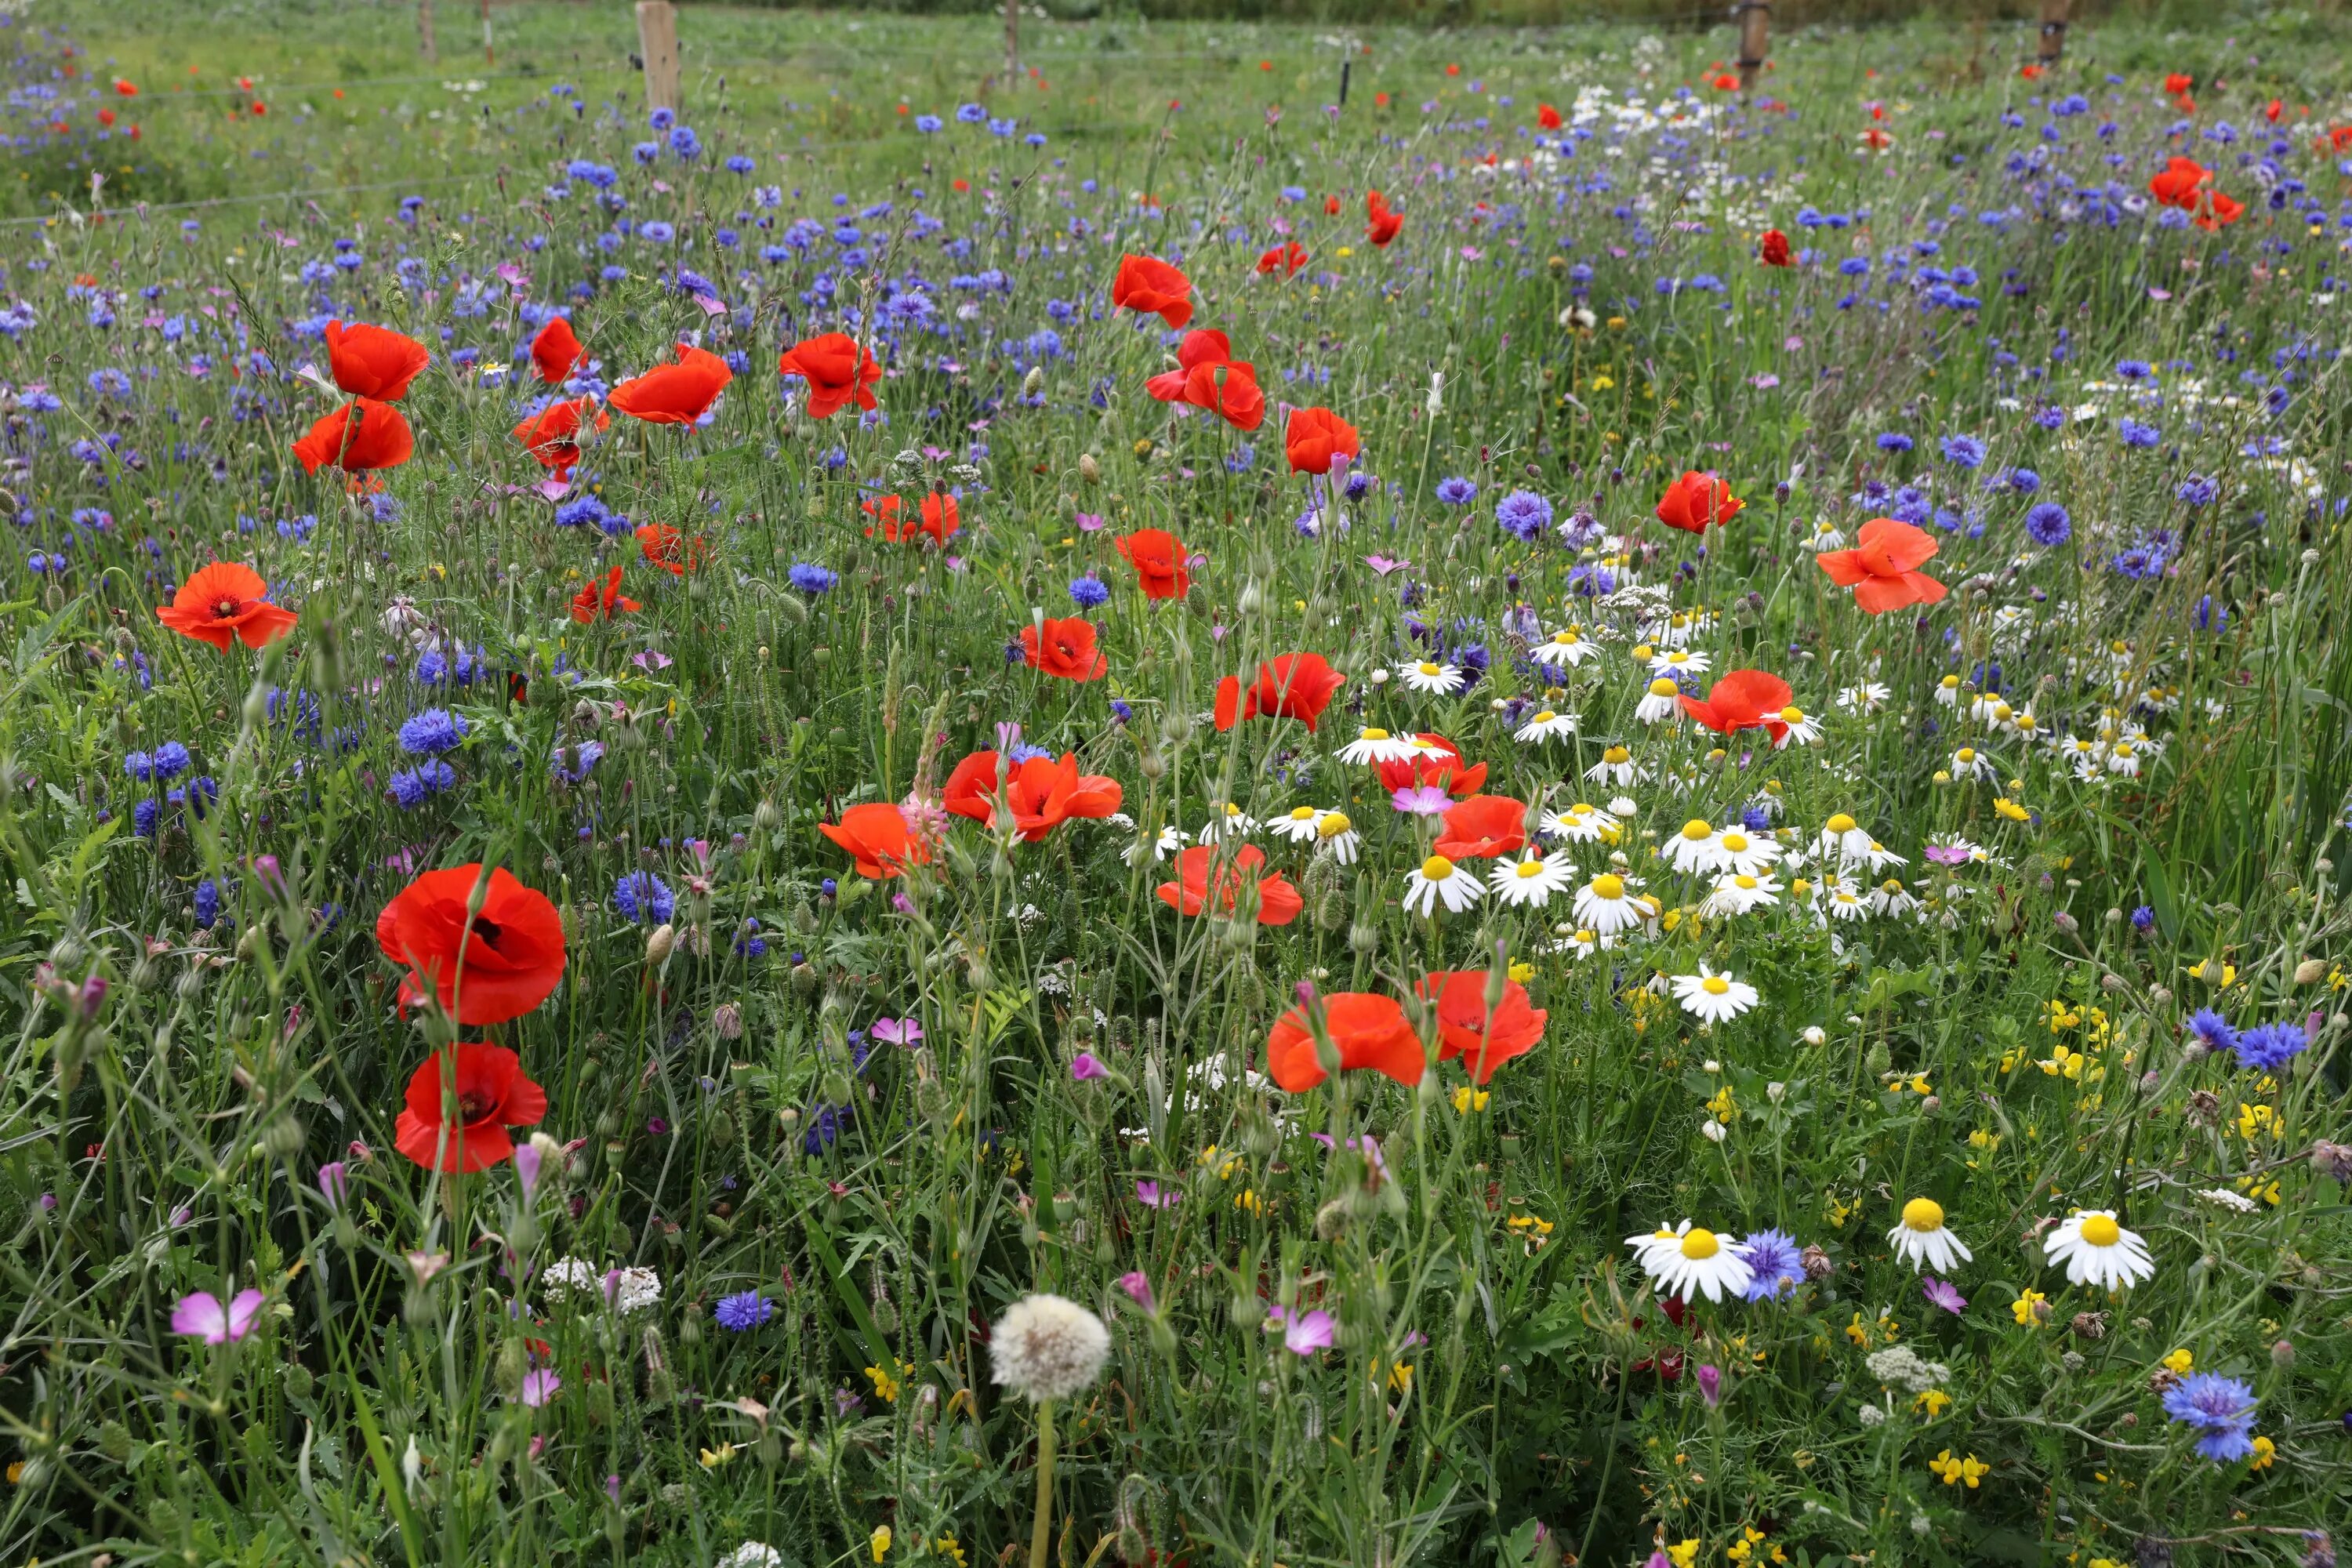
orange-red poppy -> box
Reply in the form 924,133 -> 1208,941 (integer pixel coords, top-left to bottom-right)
292,397 -> 414,474
634,521 -> 707,576
1155,844 -> 1303,925
818,802 -> 932,880
512,396 -> 608,475
608,343 -> 731,425
1265,991 -> 1424,1092
1416,971 -> 1546,1083
1676,670 -> 1794,740
1817,517 -> 1948,614
155,561 -> 296,651
1020,616 -> 1109,681
322,319 -> 430,401
531,316 -> 586,384
2148,155 -> 2209,209
2163,72 -> 2194,95
1374,732 -> 1486,799
1432,794 -> 1527,860
1654,469 -> 1744,533
1115,528 -> 1190,600
2191,188 -> 2243,230
1214,652 -> 1345,733
1110,252 -> 1193,328
1365,190 -> 1403,247
1145,329 -> 1265,430
569,565 -> 640,623
375,863 -> 566,1025
942,750 -> 1123,842
1284,406 -> 1360,474
394,1041 -> 546,1174
778,332 -> 882,419
1536,103 -> 1562,129
1255,241 -> 1308,276
1759,228 -> 1791,267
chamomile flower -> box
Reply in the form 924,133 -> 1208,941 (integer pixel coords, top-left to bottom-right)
1887,1198 -> 1973,1275
1814,811 -> 1875,864
1646,608 -> 1715,647
1823,877 -> 1872,922
1269,806 -> 1327,844
1513,706 -> 1580,745
1711,826 -> 1780,876
1664,818 -> 1723,875
1531,626 -> 1599,670
1396,659 -> 1466,695
1934,673 -> 1965,708
1670,965 -> 1760,1025
1404,853 -> 1484,916
1773,705 -> 1824,747
2042,1209 -> 2156,1291
1871,877 -> 1922,919
1490,851 -> 1574,907
1634,677 -> 1684,724
1314,810 -> 1361,864
1337,726 -> 1418,765
1648,647 -> 1710,679
1573,870 -> 1647,935
1703,871 -> 1782,917
2057,735 -> 2104,780
1836,681 -> 1891,713
2106,741 -> 2143,778
1585,745 -> 1648,787
1948,746 -> 1996,782
1627,1220 -> 1755,1304
1966,691 -> 2009,727
1805,518 -> 1847,551
1124,824 -> 1186,865
1198,802 -> 1258,840
1552,926 -> 1610,960
1859,838 -> 1907,874
1541,800 -> 1621,844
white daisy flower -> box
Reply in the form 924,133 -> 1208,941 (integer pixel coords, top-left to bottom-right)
1773,705 -> 1824,748
1947,746 -> 1997,782
1490,852 -> 1574,908
1860,839 -> 1907,874
1711,826 -> 1780,876
1396,659 -> 1466,695
1337,726 -> 1419,765
1552,925 -> 1611,960
1314,810 -> 1361,865
1513,706 -> 1580,745
1541,800 -> 1620,844
1813,812 -> 1875,864
1702,871 -> 1781,917
1887,1198 -> 1972,1274
1634,677 -> 1684,725
1805,519 -> 1847,552
1123,824 -> 1186,866
1835,681 -> 1891,713
2105,741 -> 2142,778
1648,647 -> 1710,678
1646,609 -> 1715,648
1933,673 -> 1965,707
1669,964 -> 1759,1025
1268,805 -> 1327,844
1871,878 -> 1920,918
1627,1220 -> 1754,1304
1664,818 -> 1724,876
1531,626 -> 1599,670
1584,744 -> 1647,787
1572,870 -> 1646,935
1967,692 -> 2008,727
1198,802 -> 1257,840
1403,852 -> 1483,916
1823,880 -> 1871,922
2041,1209 -> 2155,1291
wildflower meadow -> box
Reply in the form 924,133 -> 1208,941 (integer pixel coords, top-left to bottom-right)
3,1 -> 2351,1563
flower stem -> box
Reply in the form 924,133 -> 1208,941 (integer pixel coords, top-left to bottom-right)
1028,1397 -> 1058,1568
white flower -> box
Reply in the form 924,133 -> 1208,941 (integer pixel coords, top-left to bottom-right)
1337,726 -> 1418,765
1396,659 -> 1466,695
990,1293 -> 1111,1403
1711,826 -> 1780,876
2042,1209 -> 2156,1291
1702,871 -> 1781,917
1625,1219 -> 1754,1303
1123,823 -> 1185,866
1513,706 -> 1580,745
719,1546 -> 786,1568
1822,879 -> 1871,922
1573,871 -> 1647,935
1773,705 -> 1824,747
1947,746 -> 1997,782
1197,802 -> 1257,840
1490,852 -> 1574,908
1531,627 -> 1599,669
1634,677 -> 1684,725
1805,519 -> 1847,552
1836,681 -> 1891,713
1541,800 -> 1620,844
1871,878 -> 1920,919
1648,647 -> 1710,678
1886,1198 -> 1972,1275
1813,812 -> 1875,865
1405,853 -> 1483,916
1664,818 -> 1723,875
2105,741 -> 2143,778
1552,926 -> 1612,960
1670,964 -> 1759,1025
2196,1187 -> 2259,1214
1934,674 -> 1965,707
1584,744 -> 1648,787
1268,805 -> 1327,844
1314,810 -> 1362,865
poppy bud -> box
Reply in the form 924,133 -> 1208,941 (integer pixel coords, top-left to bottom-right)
644,923 -> 677,965
1348,921 -> 1379,955
2295,957 -> 2327,985
1080,453 -> 1102,485
1022,365 -> 1045,398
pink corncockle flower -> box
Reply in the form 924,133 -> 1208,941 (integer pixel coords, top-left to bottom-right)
171,1288 -> 267,1345
1696,1363 -> 1722,1407
1922,1276 -> 1968,1316
514,1142 -> 544,1198
317,1160 -> 348,1210
1391,784 -> 1451,816
1118,1271 -> 1156,1312
1135,1180 -> 1178,1208
1924,844 -> 1973,866
869,1017 -> 923,1047
1273,1305 -> 1335,1355
521,1368 -> 562,1407
1070,1052 -> 1108,1081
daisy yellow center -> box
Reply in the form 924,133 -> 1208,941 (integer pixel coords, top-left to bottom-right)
2078,1214 -> 2121,1247
1591,873 -> 1626,900
1224,804 -> 1242,818
1534,710 -> 1557,724
1289,806 -> 1317,822
1733,875 -> 1759,890
1632,644 -> 1654,661
1679,1228 -> 1720,1260
1900,1197 -> 1945,1232
1360,727 -> 1391,741
1603,746 -> 1631,764
1940,675 -> 1961,689
1991,703 -> 2013,721
1882,879 -> 1904,894
1681,819 -> 1711,841
1514,859 -> 1545,879
1780,706 -> 1803,723
1421,855 -> 1457,882
1318,811 -> 1352,838
1664,652 -> 1689,666
1417,662 -> 1443,677
1721,832 -> 1748,852
2114,743 -> 2133,757
1554,632 -> 1580,644
1649,678 -> 1679,697
1574,929 -> 1598,944
1701,976 -> 1730,996
1955,748 -> 1976,763
1825,812 -> 1857,834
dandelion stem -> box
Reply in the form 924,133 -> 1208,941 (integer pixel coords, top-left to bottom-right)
1027,1396 -> 1057,1568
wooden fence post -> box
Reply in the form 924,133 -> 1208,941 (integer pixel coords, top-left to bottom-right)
1004,0 -> 1019,86
636,1 -> 681,114
1735,1 -> 1770,94
2038,0 -> 2071,64
419,0 -> 437,64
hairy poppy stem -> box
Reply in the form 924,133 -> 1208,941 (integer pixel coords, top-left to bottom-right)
1027,1396 -> 1057,1568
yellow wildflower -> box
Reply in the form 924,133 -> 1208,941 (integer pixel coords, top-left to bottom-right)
870,1524 -> 892,1563
2161,1348 -> 2193,1376
2010,1290 -> 2048,1327
1928,1450 -> 1988,1488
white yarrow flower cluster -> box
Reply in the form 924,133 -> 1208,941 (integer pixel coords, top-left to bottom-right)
989,1293 -> 1112,1403
543,1255 -> 663,1315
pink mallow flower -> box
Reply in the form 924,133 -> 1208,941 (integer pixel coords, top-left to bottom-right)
171,1288 -> 267,1345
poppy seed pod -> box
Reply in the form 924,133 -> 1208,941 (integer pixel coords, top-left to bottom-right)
644,924 -> 677,965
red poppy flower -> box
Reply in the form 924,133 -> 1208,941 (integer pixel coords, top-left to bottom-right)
2265,97 -> 2283,123
634,521 -> 707,576
920,492 -> 960,546
2018,63 -> 2043,81
941,750 -> 1123,842
1284,406 -> 1360,474
1146,330 -> 1264,429
1020,616 -> 1109,681
2192,189 -> 2243,230
1115,528 -> 1190,600
2148,155 -> 2209,209
1817,517 -> 1948,614
862,494 -> 912,541
1110,253 -> 1193,328
1255,241 -> 1308,276
1675,670 -> 1795,741
1432,794 -> 1527,861
1653,469 -> 1744,533
569,564 -> 640,623
1415,971 -> 1547,1083
321,320 -> 430,401
292,397 -> 414,474
1213,652 -> 1345,733
778,332 -> 882,419
1365,191 -> 1403,247
512,396 -> 608,475
1536,103 -> 1562,129
531,316 -> 586,384
818,802 -> 932,880
1155,844 -> 1303,926
1265,992 -> 1424,1092
113,77 -> 137,96
155,561 -> 297,651
1759,228 -> 1791,267
1711,72 -> 1740,91
2164,72 -> 2194,95
375,864 -> 566,1025
1374,733 -> 1486,799
1324,194 -> 1341,215
394,1041 -> 547,1174
608,343 -> 732,425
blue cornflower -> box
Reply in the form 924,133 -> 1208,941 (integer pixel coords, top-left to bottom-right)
2119,418 -> 2161,448
397,709 -> 468,757
713,1290 -> 773,1331
913,114 -> 944,134
2129,905 -> 2156,932
2116,358 -> 2153,381
1875,432 -> 1915,452
2186,1009 -> 2238,1054
954,102 -> 987,124
2234,1021 -> 2309,1073
2024,502 -> 2072,546
1735,1229 -> 1806,1301
2005,466 -> 2042,494
389,760 -> 456,807
555,495 -> 615,532
193,879 -> 223,928
550,740 -> 604,782
612,872 -> 676,925
789,563 -> 840,594
1494,489 -> 1553,542
2176,474 -> 2219,506
1068,575 -> 1110,609
1434,476 -> 1479,506
2161,1374 -> 2259,1462
2194,594 -> 2229,633
1938,434 -> 1987,469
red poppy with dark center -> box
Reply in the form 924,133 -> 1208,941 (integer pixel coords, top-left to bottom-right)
862,494 -> 913,542
155,561 -> 297,650
512,396 -> 608,475
1759,228 -> 1791,267
1214,652 -> 1345,733
1115,528 -> 1190,600
608,343 -> 732,425
941,750 -> 1123,842
1255,241 -> 1308,276
292,397 -> 414,474
569,565 -> 640,623
1537,103 -> 1562,129
778,332 -> 882,419
635,521 -> 707,576
1653,469 -> 1744,533
531,316 -> 586,384
1374,732 -> 1486,799
1676,670 -> 1795,741
2148,155 -> 2209,209
1416,971 -> 1548,1082
394,1041 -> 547,1174
375,864 -> 567,1025
1817,517 -> 1948,614
1145,331 -> 1261,431
1265,991 -> 1424,1092
1110,252 -> 1193,328
1020,616 -> 1109,681
1284,407 -> 1360,474
2191,189 -> 2243,230
322,320 -> 430,401
1155,844 -> 1303,926
818,802 -> 932,880
1145,330 -> 1229,400
1432,794 -> 1528,860
1365,190 -> 1403,247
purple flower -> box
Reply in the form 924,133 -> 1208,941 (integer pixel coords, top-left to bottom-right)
1391,784 -> 1451,816
514,1142 -> 544,1198
2185,1009 -> 2238,1054
1922,1276 -> 1968,1316
1070,1052 -> 1108,1081
1733,1229 -> 1804,1301
1136,1180 -> 1178,1208
521,1368 -> 562,1406
714,1290 -> 773,1331
317,1161 -> 349,1210
2161,1374 -> 2259,1461
1118,1271 -> 1156,1312
1696,1363 -> 1722,1407
1272,1305 -> 1335,1355
2235,1022 -> 2309,1073
869,1016 -> 923,1047
171,1288 -> 267,1345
